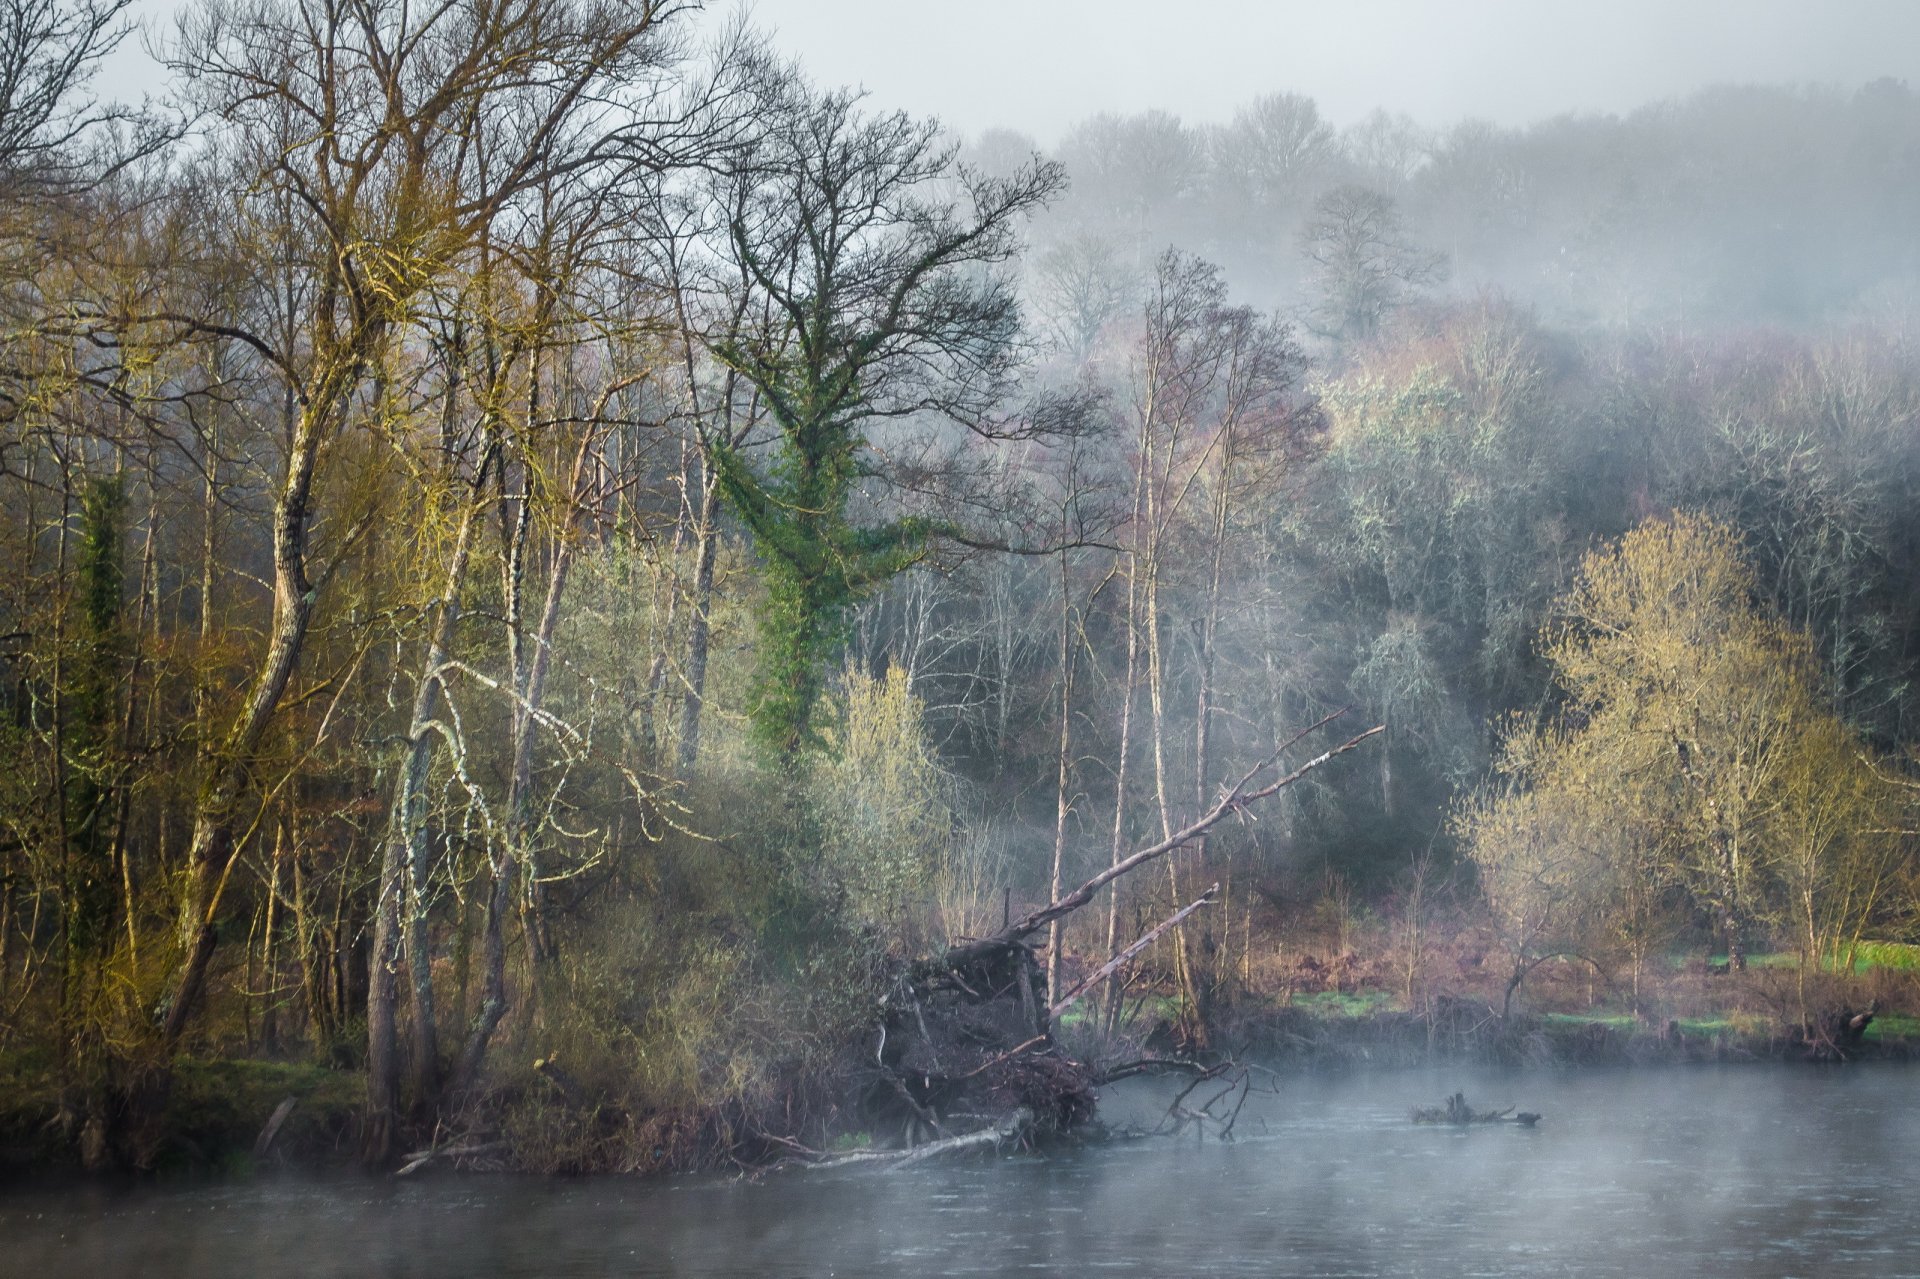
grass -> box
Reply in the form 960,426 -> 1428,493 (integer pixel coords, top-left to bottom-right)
1288,990 -> 1396,1017
1863,1012 -> 1920,1042
1665,945 -> 1920,975
1851,941 -> 1920,973
1540,1012 -> 1639,1030
1672,1016 -> 1733,1034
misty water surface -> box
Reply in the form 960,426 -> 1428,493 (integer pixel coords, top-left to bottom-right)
4,1063 -> 1915,1278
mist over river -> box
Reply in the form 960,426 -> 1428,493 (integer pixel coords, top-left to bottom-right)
4,1063 -> 1916,1278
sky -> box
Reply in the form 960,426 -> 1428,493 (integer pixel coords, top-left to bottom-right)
108,0 -> 1920,143
758,0 -> 1920,142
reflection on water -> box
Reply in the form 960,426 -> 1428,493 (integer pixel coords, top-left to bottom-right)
4,1064 -> 1917,1278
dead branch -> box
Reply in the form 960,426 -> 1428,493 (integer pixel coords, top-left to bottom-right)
946,720 -> 1383,967
958,1035 -> 1050,1081
253,1096 -> 297,1157
533,1055 -> 587,1106
395,1139 -> 511,1177
807,1108 -> 1036,1171
1090,1058 -> 1215,1085
1049,885 -> 1218,1020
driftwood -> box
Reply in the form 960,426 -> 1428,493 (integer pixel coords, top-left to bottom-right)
1092,1057 -> 1217,1085
807,1108 -> 1036,1170
395,1139 -> 511,1176
1410,1091 -> 1540,1126
1803,1004 -> 1876,1061
253,1096 -> 298,1157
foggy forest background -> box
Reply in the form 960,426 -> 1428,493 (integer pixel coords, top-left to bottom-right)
3,0 -> 1919,1169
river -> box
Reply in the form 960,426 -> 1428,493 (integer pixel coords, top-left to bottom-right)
4,1063 -> 1915,1278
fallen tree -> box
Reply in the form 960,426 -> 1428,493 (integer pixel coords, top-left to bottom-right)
819,714 -> 1383,1166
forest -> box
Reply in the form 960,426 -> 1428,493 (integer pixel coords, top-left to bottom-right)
2,0 -> 1918,1175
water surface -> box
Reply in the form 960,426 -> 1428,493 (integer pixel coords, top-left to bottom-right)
4,1063 -> 1915,1278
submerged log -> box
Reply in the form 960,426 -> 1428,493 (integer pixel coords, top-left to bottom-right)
1410,1092 -> 1540,1126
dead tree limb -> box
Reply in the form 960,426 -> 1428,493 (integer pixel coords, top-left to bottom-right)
808,1108 -> 1037,1171
1091,1058 -> 1215,1085
394,1139 -> 511,1177
1050,885 -> 1218,1020
946,720 -> 1383,968
959,1034 -> 1049,1081
253,1096 -> 297,1157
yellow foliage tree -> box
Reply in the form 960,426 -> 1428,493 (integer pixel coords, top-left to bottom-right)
1464,513 -> 1903,1011
811,665 -> 953,951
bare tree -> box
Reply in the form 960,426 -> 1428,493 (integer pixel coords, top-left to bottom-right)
1032,234 -> 1138,365
1213,92 -> 1336,212
0,0 -> 146,196
1299,185 -> 1446,344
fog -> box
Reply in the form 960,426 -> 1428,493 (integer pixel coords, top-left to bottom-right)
773,0 -> 1920,140
9,1065 -> 1919,1276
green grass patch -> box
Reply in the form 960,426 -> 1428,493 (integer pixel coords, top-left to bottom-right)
1672,1016 -> 1734,1036
1659,946 -> 1920,974
1852,941 -> 1920,973
1863,1012 -> 1920,1042
1742,952 -> 1798,969
1541,1012 -> 1639,1030
1288,990 -> 1396,1017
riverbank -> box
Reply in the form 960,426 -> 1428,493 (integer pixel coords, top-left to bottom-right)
0,1058 -> 364,1180
6,991 -> 1915,1181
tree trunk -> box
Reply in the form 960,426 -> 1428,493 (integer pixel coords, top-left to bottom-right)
367,487 -> 479,1159
676,466 -> 720,778
1101,540 -> 1140,1038
1045,542 -> 1074,1008
454,421 -> 590,1092
165,350 -> 355,1046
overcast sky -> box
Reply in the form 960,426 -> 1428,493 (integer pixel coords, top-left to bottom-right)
759,0 -> 1920,143
112,0 -> 1920,144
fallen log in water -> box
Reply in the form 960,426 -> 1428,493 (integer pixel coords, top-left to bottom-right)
1410,1091 -> 1540,1126
807,1108 -> 1037,1171
395,1139 -> 512,1176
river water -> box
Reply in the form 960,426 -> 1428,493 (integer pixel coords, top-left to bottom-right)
4,1063 -> 1916,1278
